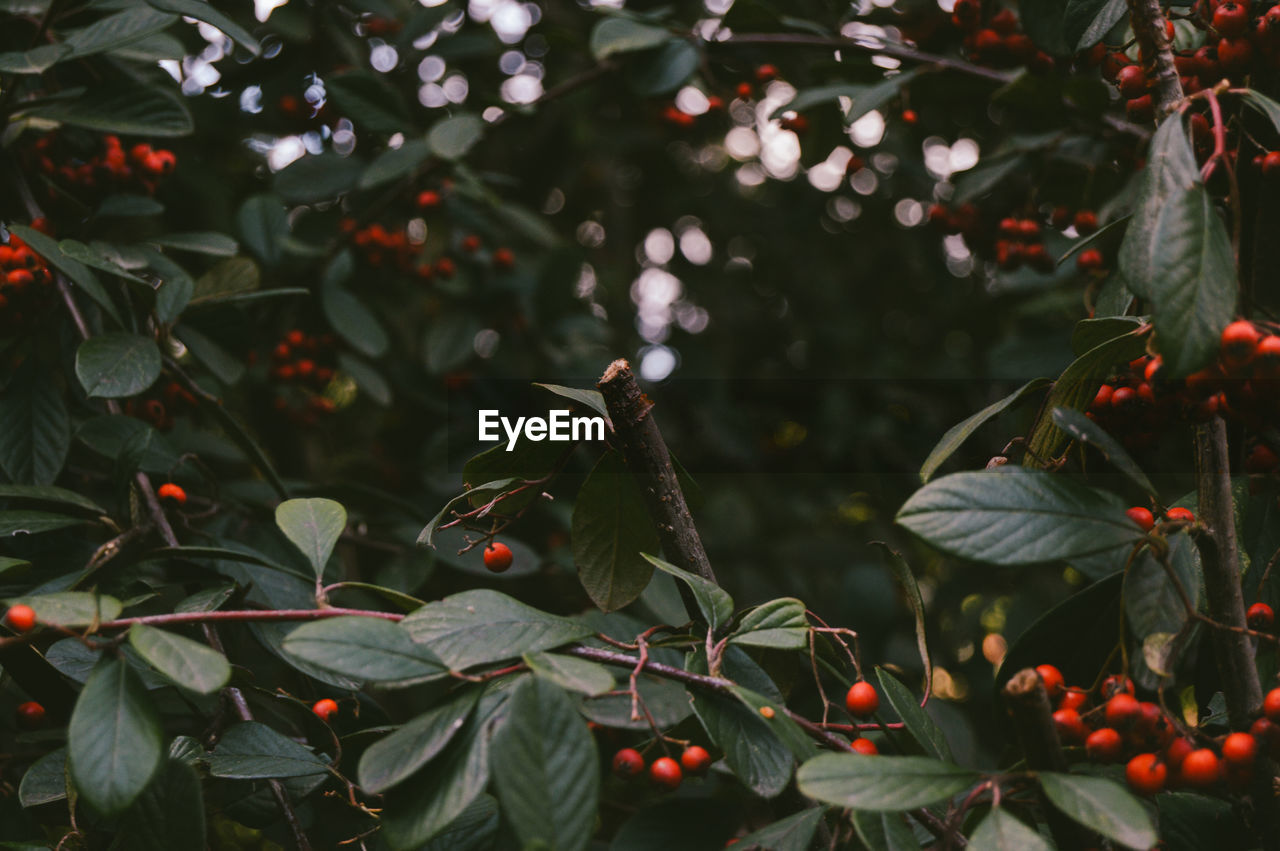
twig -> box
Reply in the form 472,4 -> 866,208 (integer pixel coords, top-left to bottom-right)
1124,0 -> 1183,114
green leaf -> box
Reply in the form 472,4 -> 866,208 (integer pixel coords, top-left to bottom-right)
644,553 -> 733,632
174,324 -> 244,386
797,754 -> 980,811
572,451 -> 660,611
402,589 -> 593,670
337,352 -> 392,405
0,509 -> 85,537
235,195 -> 289,267
191,256 -> 260,303
8,225 -> 122,324
1119,115 -> 1235,377
1239,89 -> 1280,136
896,467 -> 1143,566
0,44 -> 70,73
735,807 -> 826,851
275,497 -> 346,578
145,231 -> 239,256
19,747 -> 67,807
282,616 -> 447,685
321,280 -> 389,358
582,669 -> 694,730
68,658 -> 164,815
274,152 -> 363,204
589,17 -> 670,59
1039,772 -> 1157,850
128,624 -> 231,695
523,651 -> 614,696
533,382 -> 610,419
920,378 -> 1050,482
0,361 -> 69,485
63,7 -> 177,58
844,68 -> 925,124
414,794 -> 500,851
118,758 -> 206,851
5,592 -> 122,626
26,86 -> 193,136
771,83 -> 864,118
729,597 -> 809,650
968,808 -> 1051,851
58,239 -> 153,284
140,247 -> 194,323
423,309 -> 480,374
1125,534 -> 1200,640
1051,406 -> 1157,496
146,0 -> 260,55
205,721 -> 328,779
629,39 -> 699,96
360,139 -> 432,189
851,810 -> 919,851
427,114 -> 484,161
75,334 -> 162,399
357,688 -> 481,794
1063,0 -> 1124,51
875,668 -> 951,761
382,717 -> 491,849
416,477 -> 519,548
327,71 -> 410,135
491,677 -> 598,851
875,545 -> 933,692
954,154 -> 1027,203
1071,316 -> 1145,356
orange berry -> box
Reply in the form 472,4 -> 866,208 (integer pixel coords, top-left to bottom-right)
1105,693 -> 1141,727
845,681 -> 879,717
1165,507 -> 1195,523
1126,507 -> 1155,531
157,483 -> 187,504
1265,687 -> 1280,722
1126,752 -> 1167,795
1223,732 -> 1258,766
851,737 -> 878,755
312,698 -> 339,721
6,604 -> 36,632
483,542 -> 513,573
1180,748 -> 1221,787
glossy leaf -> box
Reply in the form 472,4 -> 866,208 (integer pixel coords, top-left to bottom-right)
27,86 -> 193,136
589,17 -> 669,59
572,451 -> 659,611
75,334 -> 162,399
118,758 -> 206,850
382,718 -> 491,849
523,651 -> 615,695
128,624 -> 231,695
876,668 -> 952,761
282,616 -> 447,685
427,114 -> 484,160
5,592 -> 122,626
146,0 -> 259,54
797,754 -> 980,811
1039,772 -> 1157,850
729,597 -> 808,650
969,808 -> 1052,851
736,807 -> 826,851
68,659 -> 164,815
205,721 -> 328,779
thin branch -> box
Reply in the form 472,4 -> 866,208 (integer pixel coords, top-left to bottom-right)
1124,0 -> 1183,114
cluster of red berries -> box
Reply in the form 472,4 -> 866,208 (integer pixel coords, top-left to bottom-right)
1036,665 -> 1269,795
1123,504 -> 1196,532
611,744 -> 713,791
842,680 -> 882,754
662,99 -> 725,128
0,231 -> 54,329
951,4 -> 1054,72
31,134 -> 175,199
253,329 -> 339,426
122,380 -> 199,432
483,542 -> 513,573
927,204 -> 1101,275
344,219 -> 437,279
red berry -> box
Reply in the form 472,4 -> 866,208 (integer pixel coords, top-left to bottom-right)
1223,732 -> 1258,766
416,190 -> 441,209
1126,752 -> 1167,795
1246,444 -> 1279,474
736,82 -> 753,99
483,542 -> 513,573
1034,664 -> 1065,699
1111,386 -> 1137,409
1101,675 -> 1135,699
286,329 -> 306,347
649,756 -> 683,790
851,737 -> 879,755
612,747 -> 645,778
900,109 -> 918,125
974,28 -> 1002,53
1265,687 -> 1280,721
1248,602 -> 1275,631
1221,320 -> 1262,368
461,235 -> 482,253
1180,748 -> 1221,787
312,698 -> 339,721
15,700 -> 45,728
1264,152 -> 1280,179
1053,708 -> 1087,743
1213,1 -> 1250,37
1218,37 -> 1253,71
1086,727 -> 1124,761
1091,384 -> 1114,410
1126,507 -> 1155,531
1166,736 -> 1194,768
1077,248 -> 1104,271
435,257 -> 456,279
680,745 -> 712,775
157,483 -> 187,504
1165,507 -> 1195,523
6,604 -> 36,633
1059,690 -> 1088,712
1116,65 -> 1147,98
1106,693 -> 1141,727
1074,210 -> 1098,234
492,247 -> 515,270
845,681 -> 879,717
990,8 -> 1018,34
755,63 -> 778,82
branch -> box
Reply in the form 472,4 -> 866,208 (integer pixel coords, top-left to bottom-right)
597,360 -> 716,587
1001,670 -> 1093,849
1193,418 -> 1263,728
94,607 -> 404,631
1124,0 -> 1183,114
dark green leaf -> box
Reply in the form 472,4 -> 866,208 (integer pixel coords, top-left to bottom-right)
897,467 -> 1143,566
146,0 -> 260,54
75,334 -> 162,399
0,361 -> 69,485
5,592 -> 121,625
589,17 -> 670,59
730,597 -> 808,650
64,7 -> 177,58
27,87 -> 193,136
1125,534 -> 1200,640
327,71 -> 411,135
876,668 -> 952,762
19,747 -> 67,808
644,553 -> 733,632
427,114 -> 484,160
736,807 -> 826,851
0,44 -> 69,73
175,324 -> 244,386
235,195 -> 289,267
491,677 -> 598,851
1239,89 -> 1280,135
128,624 -> 231,695
423,310 -> 480,374
968,808 -> 1051,850
382,718 -> 491,849
920,378 -> 1050,482
118,758 -> 206,851
191,256 -> 260,302
797,754 -> 979,811
845,68 -> 926,124
1052,407 -> 1157,496
1039,772 -> 1157,850
402,589 -> 593,670
282,616 -> 447,685
524,651 -> 614,696
572,451 -> 660,611
205,721 -> 328,779
358,688 -> 481,794
8,225 -> 122,324
360,139 -> 431,188
533,382 -> 610,419
337,352 -> 392,405
629,39 -> 699,96
68,659 -> 164,814
274,152 -> 363,204
851,810 -> 919,851
1064,0 -> 1125,51
145,231 -> 239,256
875,545 -> 933,691
321,280 -> 389,358
275,497 -> 346,577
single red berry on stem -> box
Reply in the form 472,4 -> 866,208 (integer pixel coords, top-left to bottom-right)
1077,248 -> 1104,271
1213,1 -> 1250,36
16,700 -> 45,728
1265,687 -> 1280,722
1059,690 -> 1087,712
6,604 -> 36,633
1166,737 -> 1194,768
1126,752 -> 1167,795
1053,708 -> 1087,743
1034,664 -> 1065,699
1126,506 -> 1155,531
851,737 -> 879,755
416,189 -> 441,209
1116,65 -> 1147,98
755,63 -> 778,82
1165,506 -> 1195,523
649,756 -> 683,790
1223,732 -> 1258,766
1086,727 -> 1124,761
1106,693 -> 1141,727
1074,210 -> 1098,234
312,698 -> 339,721
1248,602 -> 1274,631
680,745 -> 712,775
845,681 -> 879,717
157,483 -> 187,504
612,748 -> 645,778
1220,320 -> 1261,368
1180,748 -> 1221,787
483,542 -> 514,573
